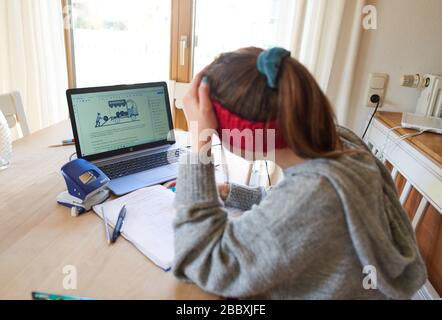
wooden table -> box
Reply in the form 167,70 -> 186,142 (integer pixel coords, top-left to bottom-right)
375,111 -> 442,166
0,120 -> 217,300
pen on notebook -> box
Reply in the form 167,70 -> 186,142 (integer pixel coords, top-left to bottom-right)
102,209 -> 111,245
111,205 -> 127,244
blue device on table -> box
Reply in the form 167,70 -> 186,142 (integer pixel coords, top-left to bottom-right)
57,159 -> 111,216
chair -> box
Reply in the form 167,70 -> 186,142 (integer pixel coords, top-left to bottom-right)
0,91 -> 30,140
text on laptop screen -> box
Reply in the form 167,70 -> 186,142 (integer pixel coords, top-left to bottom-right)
71,87 -> 170,157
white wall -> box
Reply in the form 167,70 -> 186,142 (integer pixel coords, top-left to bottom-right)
348,0 -> 442,134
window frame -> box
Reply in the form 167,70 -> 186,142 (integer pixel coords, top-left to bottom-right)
61,0 -> 193,129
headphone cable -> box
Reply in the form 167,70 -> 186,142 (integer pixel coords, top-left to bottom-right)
265,161 -> 272,187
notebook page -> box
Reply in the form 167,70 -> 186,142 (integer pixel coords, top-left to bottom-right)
93,185 -> 176,270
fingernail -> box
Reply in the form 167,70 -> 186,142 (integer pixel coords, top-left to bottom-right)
202,76 -> 209,84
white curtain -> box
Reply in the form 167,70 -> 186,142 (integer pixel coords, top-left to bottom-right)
0,0 -> 69,133
261,0 -> 366,186
291,0 -> 365,126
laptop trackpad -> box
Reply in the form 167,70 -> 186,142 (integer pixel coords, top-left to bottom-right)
108,165 -> 178,196
108,176 -> 146,195
134,166 -> 176,182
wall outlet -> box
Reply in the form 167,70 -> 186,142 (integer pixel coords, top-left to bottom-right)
366,73 -> 389,108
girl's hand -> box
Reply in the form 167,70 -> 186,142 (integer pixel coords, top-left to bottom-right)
163,180 -> 177,189
218,183 -> 230,201
182,70 -> 218,153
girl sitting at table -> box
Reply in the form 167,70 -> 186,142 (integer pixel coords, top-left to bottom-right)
171,47 -> 427,299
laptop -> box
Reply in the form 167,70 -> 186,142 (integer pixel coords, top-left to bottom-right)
401,112 -> 442,135
67,82 -> 185,196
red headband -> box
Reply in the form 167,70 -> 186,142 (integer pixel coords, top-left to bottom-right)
212,99 -> 287,152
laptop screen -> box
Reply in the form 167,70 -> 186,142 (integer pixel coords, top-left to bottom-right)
70,85 -> 172,158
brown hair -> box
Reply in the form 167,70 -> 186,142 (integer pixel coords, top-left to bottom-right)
205,47 -> 342,159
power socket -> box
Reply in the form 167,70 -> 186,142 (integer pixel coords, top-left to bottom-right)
366,73 -> 389,108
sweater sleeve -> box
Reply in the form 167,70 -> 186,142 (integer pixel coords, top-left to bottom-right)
173,153 -> 337,298
223,183 -> 266,211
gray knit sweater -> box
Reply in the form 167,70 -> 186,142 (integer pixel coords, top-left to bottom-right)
173,127 -> 427,299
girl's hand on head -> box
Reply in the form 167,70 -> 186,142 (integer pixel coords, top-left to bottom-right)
183,70 -> 219,153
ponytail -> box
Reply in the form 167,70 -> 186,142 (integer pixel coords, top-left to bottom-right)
278,59 -> 341,159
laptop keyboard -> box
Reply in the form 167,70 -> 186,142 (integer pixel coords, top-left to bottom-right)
99,149 -> 185,180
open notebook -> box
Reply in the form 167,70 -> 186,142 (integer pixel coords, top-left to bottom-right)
93,185 -> 244,271
93,185 -> 176,271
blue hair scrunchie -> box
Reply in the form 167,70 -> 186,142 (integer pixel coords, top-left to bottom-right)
257,47 -> 291,89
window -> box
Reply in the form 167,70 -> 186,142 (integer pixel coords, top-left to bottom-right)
63,0 -> 296,129
70,0 -> 171,87
192,0 -> 295,74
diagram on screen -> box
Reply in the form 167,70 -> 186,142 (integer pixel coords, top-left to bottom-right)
95,99 -> 139,127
